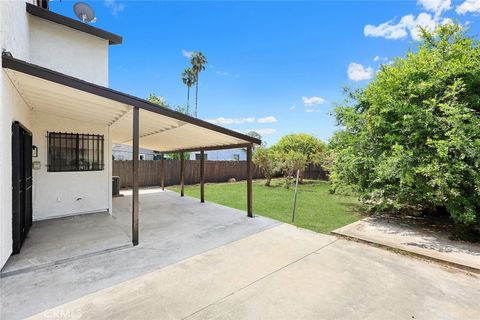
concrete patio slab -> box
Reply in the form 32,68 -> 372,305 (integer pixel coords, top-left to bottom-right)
1,212 -> 131,277
28,224 -> 480,320
332,216 -> 480,273
1,190 -> 279,320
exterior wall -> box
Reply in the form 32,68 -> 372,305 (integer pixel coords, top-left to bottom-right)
28,15 -> 109,86
0,1 -> 112,268
31,112 -> 111,220
190,148 -> 247,161
0,0 -> 34,268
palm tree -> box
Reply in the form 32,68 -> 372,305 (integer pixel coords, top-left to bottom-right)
190,52 -> 207,117
181,67 -> 195,115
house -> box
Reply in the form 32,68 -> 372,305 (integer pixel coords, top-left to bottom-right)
0,0 -> 260,269
190,148 -> 247,161
112,143 -> 158,161
112,145 -> 247,161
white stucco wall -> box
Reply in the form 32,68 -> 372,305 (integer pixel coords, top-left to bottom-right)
0,1 -> 113,269
31,112 -> 111,220
29,15 -> 109,86
0,0 -> 34,268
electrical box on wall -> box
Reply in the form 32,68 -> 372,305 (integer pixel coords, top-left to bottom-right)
33,161 -> 41,170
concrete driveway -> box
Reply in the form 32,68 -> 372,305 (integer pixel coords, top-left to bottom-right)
28,223 -> 480,320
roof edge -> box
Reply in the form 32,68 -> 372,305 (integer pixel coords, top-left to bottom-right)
2,53 -> 261,146
26,3 -> 123,45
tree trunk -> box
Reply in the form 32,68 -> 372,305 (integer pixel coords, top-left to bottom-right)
186,86 -> 190,115
195,76 -> 199,117
265,176 -> 271,186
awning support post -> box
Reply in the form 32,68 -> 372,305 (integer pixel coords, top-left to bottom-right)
247,144 -> 253,217
132,107 -> 139,245
200,150 -> 205,203
180,152 -> 185,197
160,153 -> 165,191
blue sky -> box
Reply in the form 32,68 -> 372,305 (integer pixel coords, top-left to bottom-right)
51,0 -> 480,146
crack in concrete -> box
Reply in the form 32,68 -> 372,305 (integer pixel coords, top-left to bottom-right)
182,238 -> 339,319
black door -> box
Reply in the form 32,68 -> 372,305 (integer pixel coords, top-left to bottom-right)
12,121 -> 33,254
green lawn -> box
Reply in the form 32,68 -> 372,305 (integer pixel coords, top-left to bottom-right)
168,178 -> 362,234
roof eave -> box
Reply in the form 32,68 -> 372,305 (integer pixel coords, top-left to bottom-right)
1,53 -> 261,146
26,3 -> 123,45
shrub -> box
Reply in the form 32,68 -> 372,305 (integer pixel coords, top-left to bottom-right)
329,24 -> 480,238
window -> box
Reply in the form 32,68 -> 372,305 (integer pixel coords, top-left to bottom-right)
232,154 -> 240,161
48,132 -> 104,172
139,154 -> 145,160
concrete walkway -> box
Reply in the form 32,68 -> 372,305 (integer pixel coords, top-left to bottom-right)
333,216 -> 480,273
28,224 -> 480,320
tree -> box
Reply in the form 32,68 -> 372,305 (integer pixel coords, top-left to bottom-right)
147,93 -> 168,108
252,147 -> 277,186
147,93 -> 190,115
190,52 -> 207,117
181,67 -> 196,115
246,131 -> 265,147
276,150 -> 307,189
329,24 -> 480,238
273,134 -> 325,182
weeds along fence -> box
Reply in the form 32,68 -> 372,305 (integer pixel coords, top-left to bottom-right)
113,160 -> 264,189
113,160 -> 329,188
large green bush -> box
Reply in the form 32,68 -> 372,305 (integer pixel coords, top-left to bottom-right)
330,24 -> 480,233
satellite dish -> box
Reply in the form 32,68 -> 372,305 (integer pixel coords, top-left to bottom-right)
73,2 -> 97,23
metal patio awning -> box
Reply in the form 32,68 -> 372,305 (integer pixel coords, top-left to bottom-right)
2,53 -> 260,152
3,52 -> 256,246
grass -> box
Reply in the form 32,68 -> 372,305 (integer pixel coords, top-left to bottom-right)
168,178 -> 363,234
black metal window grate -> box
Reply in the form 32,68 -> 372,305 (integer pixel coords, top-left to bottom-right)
48,132 -> 104,172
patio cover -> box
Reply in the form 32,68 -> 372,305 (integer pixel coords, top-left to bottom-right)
2,53 -> 261,152
3,52 -> 256,246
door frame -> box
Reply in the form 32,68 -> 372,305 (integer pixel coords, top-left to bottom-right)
12,121 -> 33,254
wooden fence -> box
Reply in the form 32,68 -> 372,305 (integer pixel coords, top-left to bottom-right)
113,160 -> 264,188
302,163 -> 329,180
113,160 -> 328,188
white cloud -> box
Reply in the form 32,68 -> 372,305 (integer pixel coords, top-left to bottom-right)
456,0 -> 480,14
206,117 -> 255,125
364,18 -> 409,40
364,12 -> 451,41
206,116 -> 277,125
305,108 -> 322,113
257,116 -> 278,123
216,70 -> 229,76
347,62 -> 373,81
374,56 -> 389,62
245,128 -> 277,135
182,49 -> 193,58
289,105 -> 296,110
417,0 -> 452,16
302,96 -> 325,106
104,0 -> 125,16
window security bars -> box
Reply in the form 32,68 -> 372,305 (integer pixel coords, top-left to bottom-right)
47,132 -> 104,172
